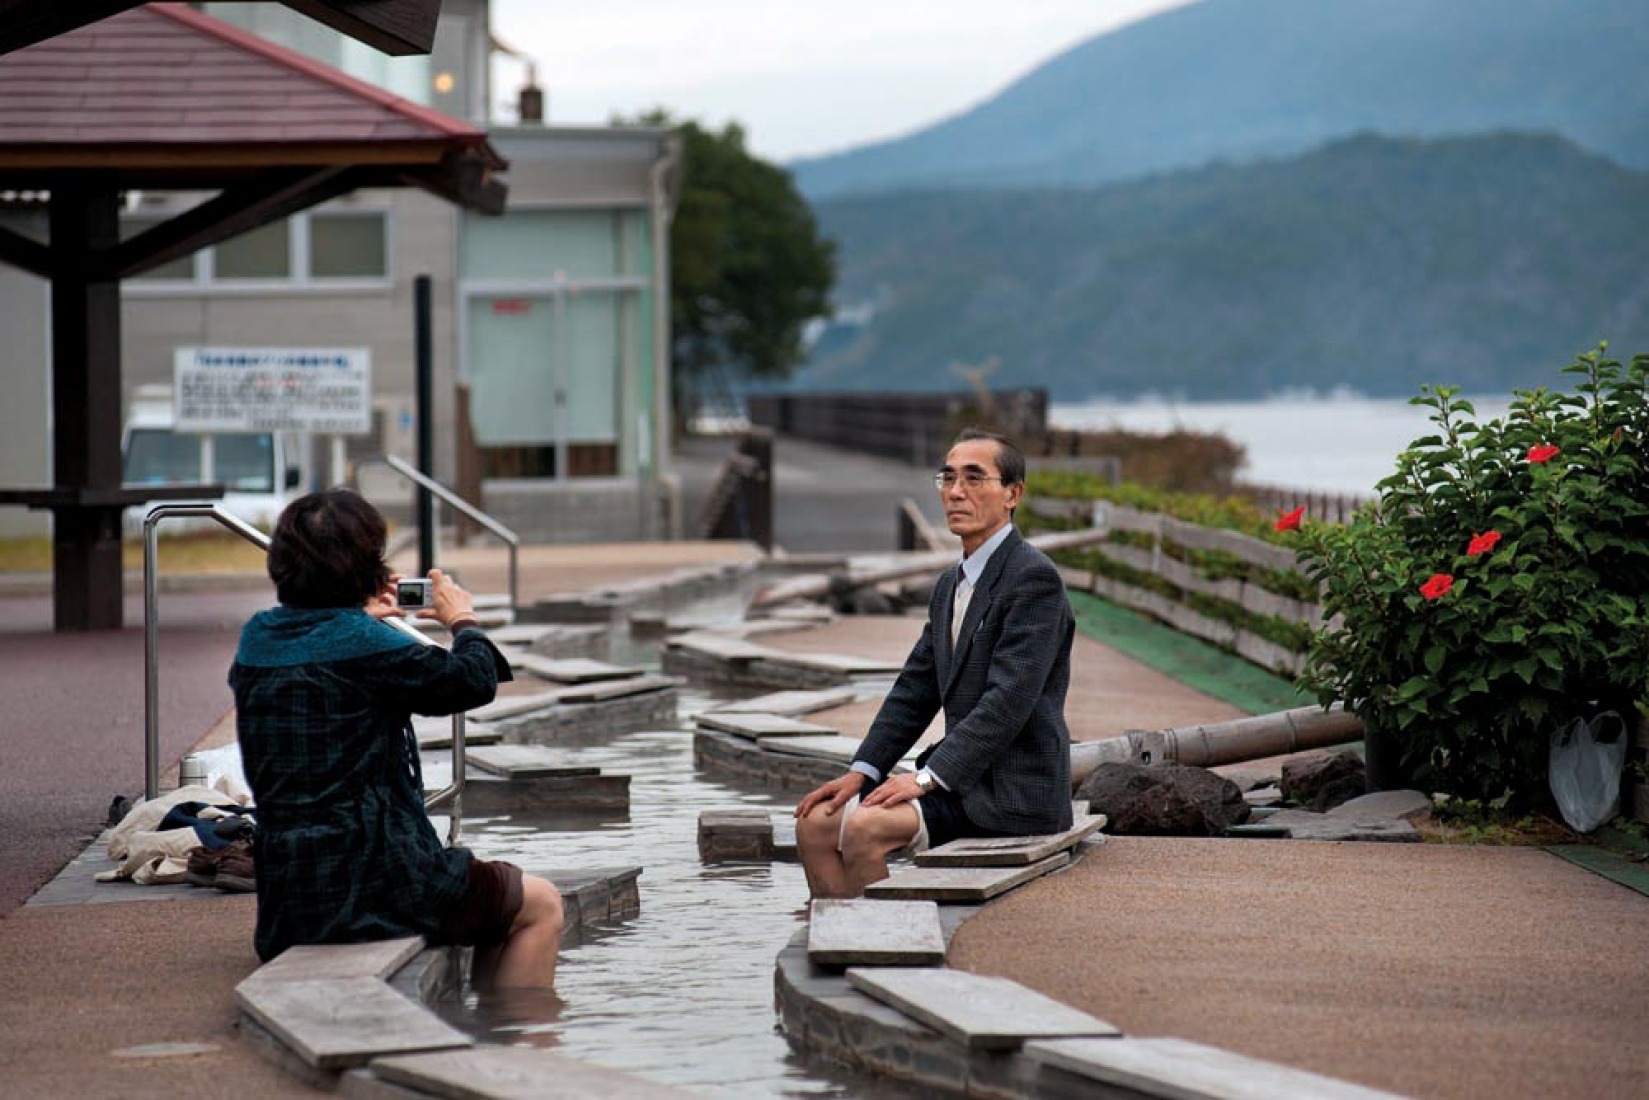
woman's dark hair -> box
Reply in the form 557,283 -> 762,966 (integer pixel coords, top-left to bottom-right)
267,489 -> 391,609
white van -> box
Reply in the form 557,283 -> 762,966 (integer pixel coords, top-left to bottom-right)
122,385 -> 309,534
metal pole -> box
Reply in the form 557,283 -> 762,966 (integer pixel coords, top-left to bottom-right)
415,273 -> 435,576
143,515 -> 163,800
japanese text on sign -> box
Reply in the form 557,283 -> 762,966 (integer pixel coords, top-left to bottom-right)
174,348 -> 371,434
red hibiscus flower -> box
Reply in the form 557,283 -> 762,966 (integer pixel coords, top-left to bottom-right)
1466,531 -> 1501,556
1274,505 -> 1305,532
1419,573 -> 1454,600
1527,443 -> 1561,464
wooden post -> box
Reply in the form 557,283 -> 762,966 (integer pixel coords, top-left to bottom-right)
48,179 -> 125,631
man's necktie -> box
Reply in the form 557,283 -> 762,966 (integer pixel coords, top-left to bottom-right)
951,574 -> 973,646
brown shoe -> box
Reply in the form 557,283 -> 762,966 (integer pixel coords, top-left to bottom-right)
214,840 -> 255,893
184,845 -> 221,888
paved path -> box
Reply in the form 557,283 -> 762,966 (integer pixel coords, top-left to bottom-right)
949,837 -> 1649,1099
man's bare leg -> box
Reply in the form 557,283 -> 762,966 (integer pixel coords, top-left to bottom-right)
797,805 -> 853,899
797,802 -> 919,899
840,803 -> 920,896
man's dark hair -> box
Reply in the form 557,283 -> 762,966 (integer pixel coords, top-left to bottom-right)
267,489 -> 391,609
953,427 -> 1026,487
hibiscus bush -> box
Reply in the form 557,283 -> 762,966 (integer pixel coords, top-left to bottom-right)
1292,346 -> 1649,805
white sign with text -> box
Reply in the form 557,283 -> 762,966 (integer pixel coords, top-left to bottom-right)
174,347 -> 371,434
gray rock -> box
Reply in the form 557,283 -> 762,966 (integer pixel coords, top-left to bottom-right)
1076,762 -> 1250,836
1280,749 -> 1367,811
1328,789 -> 1433,823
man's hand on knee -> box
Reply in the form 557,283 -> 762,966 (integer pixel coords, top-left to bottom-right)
795,771 -> 866,820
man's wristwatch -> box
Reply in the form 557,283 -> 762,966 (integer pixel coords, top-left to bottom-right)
914,768 -> 937,794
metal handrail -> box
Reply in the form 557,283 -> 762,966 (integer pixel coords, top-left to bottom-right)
142,502 -> 466,843
355,454 -> 519,613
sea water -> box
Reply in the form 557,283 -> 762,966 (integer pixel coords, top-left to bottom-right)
1050,393 -> 1515,495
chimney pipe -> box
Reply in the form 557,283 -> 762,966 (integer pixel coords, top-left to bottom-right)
518,82 -> 544,124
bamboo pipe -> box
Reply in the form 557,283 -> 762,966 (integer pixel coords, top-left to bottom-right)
1069,704 -> 1363,788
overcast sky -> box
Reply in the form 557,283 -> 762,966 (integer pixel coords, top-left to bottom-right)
488,1 -> 1199,162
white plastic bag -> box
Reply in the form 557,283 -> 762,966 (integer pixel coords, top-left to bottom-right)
1548,710 -> 1627,834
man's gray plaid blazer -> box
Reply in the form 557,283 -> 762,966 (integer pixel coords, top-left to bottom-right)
853,528 -> 1075,835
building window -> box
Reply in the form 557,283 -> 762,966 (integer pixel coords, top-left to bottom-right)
214,220 -> 292,279
125,208 -> 389,286
311,212 -> 387,278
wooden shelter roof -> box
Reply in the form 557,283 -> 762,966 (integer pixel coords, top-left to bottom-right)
0,3 -> 504,193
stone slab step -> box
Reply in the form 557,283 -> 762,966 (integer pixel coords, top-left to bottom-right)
845,967 -> 1118,1052
771,814 -> 798,860
468,689 -> 575,723
413,716 -> 502,750
235,976 -> 471,1070
754,733 -> 862,762
668,632 -> 775,661
240,938 -> 423,991
915,815 -> 1107,867
808,899 -> 946,967
554,673 -> 676,704
864,852 -> 1070,902
708,686 -> 858,717
759,651 -> 906,676
513,654 -> 645,684
697,712 -> 840,739
698,808 -> 775,862
465,743 -> 601,780
371,1046 -> 694,1099
1024,1036 -> 1407,1099
456,772 -> 631,814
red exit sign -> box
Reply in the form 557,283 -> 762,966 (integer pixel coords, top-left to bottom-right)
491,299 -> 532,315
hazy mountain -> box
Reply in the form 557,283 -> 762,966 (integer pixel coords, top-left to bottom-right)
792,0 -> 1649,199
794,132 -> 1649,400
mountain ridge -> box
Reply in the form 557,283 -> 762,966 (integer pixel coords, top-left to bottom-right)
791,0 -> 1649,199
793,132 -> 1649,401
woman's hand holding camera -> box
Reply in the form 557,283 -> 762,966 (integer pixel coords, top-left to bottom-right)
370,568 -> 477,631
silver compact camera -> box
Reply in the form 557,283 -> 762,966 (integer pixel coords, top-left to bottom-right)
395,578 -> 433,610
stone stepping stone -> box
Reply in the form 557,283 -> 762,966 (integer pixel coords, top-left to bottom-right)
466,744 -> 600,780
698,808 -> 775,862
235,976 -> 471,1070
669,632 -> 774,661
709,686 -> 858,716
771,813 -> 798,860
1257,810 -> 1420,843
845,967 -> 1117,1051
762,651 -> 905,675
915,815 -> 1106,867
241,937 -> 423,989
555,673 -> 677,704
698,712 -> 840,739
460,772 -> 630,814
755,734 -> 862,762
468,689 -> 576,723
864,852 -> 1070,902
808,899 -> 945,967
413,716 -> 502,750
514,654 -> 644,684
372,1046 -> 694,1099
1024,1035 -> 1407,1099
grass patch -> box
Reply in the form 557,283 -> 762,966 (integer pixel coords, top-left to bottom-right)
0,533 -> 268,574
1068,588 -> 1314,716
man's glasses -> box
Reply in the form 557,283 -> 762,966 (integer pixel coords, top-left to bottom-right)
934,471 -> 1006,490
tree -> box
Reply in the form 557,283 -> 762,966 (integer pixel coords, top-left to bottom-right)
625,111 -> 836,422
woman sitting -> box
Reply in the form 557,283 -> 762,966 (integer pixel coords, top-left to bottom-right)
231,488 -> 562,989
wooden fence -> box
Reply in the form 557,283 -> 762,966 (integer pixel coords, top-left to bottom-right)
1025,497 -> 1321,677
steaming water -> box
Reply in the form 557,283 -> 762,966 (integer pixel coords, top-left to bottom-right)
430,674 -> 921,1099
